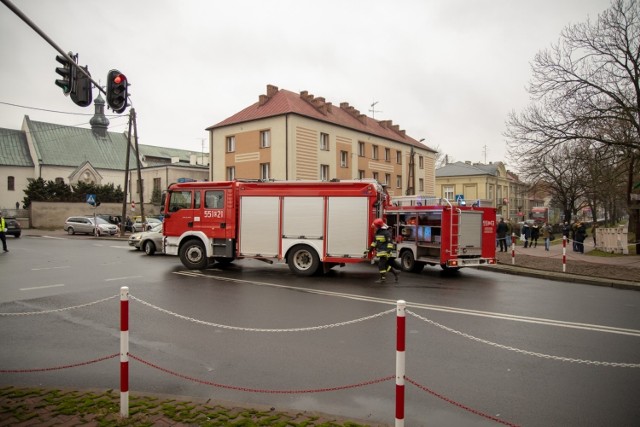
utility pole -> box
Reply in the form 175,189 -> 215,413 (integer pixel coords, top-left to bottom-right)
120,113 -> 133,237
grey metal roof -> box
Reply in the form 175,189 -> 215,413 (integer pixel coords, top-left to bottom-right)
23,117 -> 205,171
28,117 -> 131,170
0,127 -> 34,167
436,161 -> 498,177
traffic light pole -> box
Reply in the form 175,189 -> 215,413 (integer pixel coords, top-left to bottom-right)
1,0 -> 104,96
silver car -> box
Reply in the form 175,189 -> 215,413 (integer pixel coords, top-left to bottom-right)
128,223 -> 163,255
64,216 -> 119,236
131,217 -> 162,233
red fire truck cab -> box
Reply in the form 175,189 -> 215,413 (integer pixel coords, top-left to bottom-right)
385,196 -> 497,272
162,180 -> 386,275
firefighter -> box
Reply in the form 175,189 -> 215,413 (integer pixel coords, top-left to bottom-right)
366,218 -> 400,283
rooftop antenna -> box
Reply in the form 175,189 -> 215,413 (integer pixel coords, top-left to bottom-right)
369,101 -> 382,119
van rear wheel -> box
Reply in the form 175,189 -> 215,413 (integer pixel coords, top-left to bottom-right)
179,239 -> 208,269
287,244 -> 320,276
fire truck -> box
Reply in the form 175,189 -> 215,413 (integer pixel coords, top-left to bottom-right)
162,180 -> 386,275
384,196 -> 497,272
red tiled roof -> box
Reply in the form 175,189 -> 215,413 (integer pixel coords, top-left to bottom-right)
207,85 -> 434,151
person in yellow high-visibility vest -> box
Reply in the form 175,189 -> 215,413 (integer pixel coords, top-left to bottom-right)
0,213 -> 8,252
366,218 -> 399,283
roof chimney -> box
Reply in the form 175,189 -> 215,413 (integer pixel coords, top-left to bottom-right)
259,85 -> 279,106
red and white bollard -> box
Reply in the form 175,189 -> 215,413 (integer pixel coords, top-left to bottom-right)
562,236 -> 567,272
396,300 -> 406,427
511,233 -> 516,265
120,286 -> 129,418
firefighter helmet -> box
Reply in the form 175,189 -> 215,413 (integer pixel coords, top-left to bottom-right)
372,218 -> 385,228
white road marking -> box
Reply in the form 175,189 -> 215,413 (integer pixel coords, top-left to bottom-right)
174,271 -> 640,337
20,284 -> 65,291
31,266 -> 71,271
105,276 -> 143,282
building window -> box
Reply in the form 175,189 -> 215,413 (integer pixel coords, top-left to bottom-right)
320,164 -> 330,181
396,151 -> 402,164
373,172 -> 379,182
372,145 -> 379,160
358,141 -> 365,157
396,175 -> 402,189
385,173 -> 391,185
260,163 -> 270,180
153,177 -> 161,193
419,156 -> 424,169
358,170 -> 365,179
444,185 -> 454,200
226,166 -> 235,180
340,151 -> 348,168
419,178 -> 424,192
320,132 -> 329,151
7,176 -> 15,191
488,184 -> 494,200
226,136 -> 236,152
136,179 -> 144,194
260,130 -> 271,148
385,148 -> 391,162
55,177 -> 64,184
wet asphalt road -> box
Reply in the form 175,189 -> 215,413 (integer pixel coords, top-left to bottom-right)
0,234 -> 639,426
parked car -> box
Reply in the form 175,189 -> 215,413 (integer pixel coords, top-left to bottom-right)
128,223 -> 163,255
4,217 -> 21,238
131,217 -> 162,233
64,216 -> 118,236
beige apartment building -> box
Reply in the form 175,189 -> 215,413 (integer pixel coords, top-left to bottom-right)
206,85 -> 436,197
435,161 -> 532,221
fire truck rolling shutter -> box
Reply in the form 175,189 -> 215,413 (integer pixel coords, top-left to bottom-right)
327,197 -> 369,257
283,197 -> 323,239
458,211 -> 483,250
239,196 -> 280,256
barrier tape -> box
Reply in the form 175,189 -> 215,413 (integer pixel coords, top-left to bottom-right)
0,353 -> 119,373
128,353 -> 394,394
405,376 -> 520,427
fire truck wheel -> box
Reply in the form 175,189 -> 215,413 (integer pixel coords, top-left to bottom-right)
400,250 -> 425,273
287,245 -> 320,276
179,239 -> 208,270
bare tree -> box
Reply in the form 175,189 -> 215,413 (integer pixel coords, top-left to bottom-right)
505,0 -> 640,251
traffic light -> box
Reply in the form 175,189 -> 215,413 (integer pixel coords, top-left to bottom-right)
106,69 -> 128,113
71,66 -> 93,107
54,53 -> 73,94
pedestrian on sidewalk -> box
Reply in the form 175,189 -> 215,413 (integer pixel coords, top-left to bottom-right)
497,217 -> 509,252
522,222 -> 532,248
531,223 -> 540,248
541,222 -> 552,251
0,212 -> 8,252
575,222 -> 587,253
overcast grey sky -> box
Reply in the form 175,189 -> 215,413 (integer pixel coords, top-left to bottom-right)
0,0 -> 612,167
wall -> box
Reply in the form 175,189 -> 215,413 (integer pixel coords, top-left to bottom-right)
30,201 -> 162,229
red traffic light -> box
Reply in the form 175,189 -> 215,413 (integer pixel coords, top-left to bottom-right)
113,74 -> 125,84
